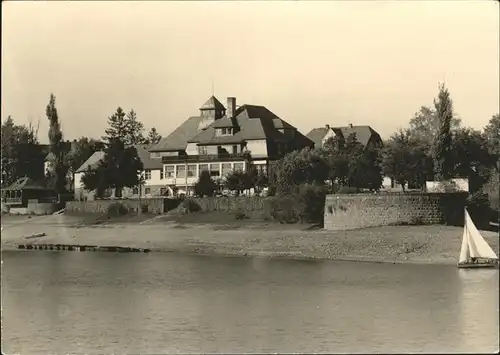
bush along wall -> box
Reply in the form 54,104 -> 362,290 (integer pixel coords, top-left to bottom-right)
181,186 -> 327,225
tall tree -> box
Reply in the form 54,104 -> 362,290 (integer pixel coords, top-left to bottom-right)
1,116 -> 42,186
432,83 -> 454,181
322,135 -> 349,188
344,134 -> 382,192
381,129 -> 430,191
450,127 -> 495,192
81,139 -> 143,197
270,147 -> 329,194
483,114 -> 500,165
146,127 -> 162,145
64,137 -> 105,174
46,94 -> 68,194
103,107 -> 128,144
409,105 -> 461,154
125,109 -> 146,145
102,107 -> 147,146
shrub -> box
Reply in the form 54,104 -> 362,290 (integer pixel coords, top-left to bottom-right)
140,204 -> 149,214
107,202 -> 129,217
296,184 -> 327,223
482,172 -> 499,213
467,191 -> 492,228
194,170 -> 217,197
234,210 -> 248,220
265,195 -> 300,224
179,199 -> 201,213
264,184 -> 326,224
336,186 -> 359,194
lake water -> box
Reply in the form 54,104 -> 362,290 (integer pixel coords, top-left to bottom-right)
1,251 -> 498,354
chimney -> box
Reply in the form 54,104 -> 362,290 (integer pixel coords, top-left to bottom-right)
325,124 -> 330,130
227,97 -> 236,118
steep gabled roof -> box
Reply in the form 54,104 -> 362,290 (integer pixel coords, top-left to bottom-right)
200,96 -> 226,111
336,125 -> 379,147
306,127 -> 329,148
306,125 -> 381,148
134,145 -> 163,170
212,116 -> 238,128
149,116 -> 205,152
4,176 -> 49,191
189,104 -> 289,145
75,151 -> 105,173
75,145 -> 162,173
272,118 -> 294,130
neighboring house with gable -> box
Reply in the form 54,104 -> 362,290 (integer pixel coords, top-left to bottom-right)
306,123 -> 383,150
306,123 -> 403,190
73,145 -> 165,201
148,95 -> 313,195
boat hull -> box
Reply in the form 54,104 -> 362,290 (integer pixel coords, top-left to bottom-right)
458,261 -> 499,269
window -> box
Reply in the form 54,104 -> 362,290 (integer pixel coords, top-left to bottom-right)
133,187 -> 139,195
165,165 -> 174,178
232,145 -> 238,154
187,165 -> 197,177
199,164 -> 209,176
198,146 -> 208,155
222,163 -> 232,176
176,165 -> 186,178
257,165 -> 268,175
216,128 -> 233,136
233,162 -> 244,172
160,170 -> 164,180
144,170 -> 152,180
160,188 -> 167,196
210,163 -> 220,177
145,187 -> 151,195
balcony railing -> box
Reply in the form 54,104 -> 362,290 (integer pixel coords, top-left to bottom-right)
161,153 -> 248,164
3,197 -> 22,205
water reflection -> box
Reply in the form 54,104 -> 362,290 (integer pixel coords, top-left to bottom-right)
2,252 -> 498,354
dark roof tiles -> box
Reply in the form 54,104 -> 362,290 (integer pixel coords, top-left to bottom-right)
4,176 -> 49,191
200,96 -> 226,111
149,116 -> 204,152
306,127 -> 329,148
75,145 -> 162,173
306,125 -> 381,148
150,97 -> 313,151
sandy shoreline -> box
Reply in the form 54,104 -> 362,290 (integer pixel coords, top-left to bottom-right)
1,214 -> 498,266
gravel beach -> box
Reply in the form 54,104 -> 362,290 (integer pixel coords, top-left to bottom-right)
1,213 -> 498,265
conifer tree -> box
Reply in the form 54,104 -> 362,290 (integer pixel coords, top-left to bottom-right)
103,107 -> 128,144
46,94 -> 67,194
433,83 -> 454,181
147,127 -> 162,145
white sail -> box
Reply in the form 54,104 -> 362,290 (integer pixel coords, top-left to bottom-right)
460,210 -> 498,262
458,225 -> 470,263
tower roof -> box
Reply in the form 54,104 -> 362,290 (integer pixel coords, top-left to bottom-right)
199,96 -> 226,111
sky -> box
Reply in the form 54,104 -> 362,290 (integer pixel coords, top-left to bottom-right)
2,1 -> 499,144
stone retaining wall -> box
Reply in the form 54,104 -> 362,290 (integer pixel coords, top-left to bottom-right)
189,196 -> 268,217
27,201 -> 56,215
66,198 -> 165,214
324,192 -> 468,231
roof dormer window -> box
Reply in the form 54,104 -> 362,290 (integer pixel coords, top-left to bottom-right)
216,127 -> 233,136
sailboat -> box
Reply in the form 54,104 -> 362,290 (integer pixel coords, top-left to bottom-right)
458,209 -> 499,269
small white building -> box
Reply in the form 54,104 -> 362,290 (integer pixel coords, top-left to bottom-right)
73,145 -> 165,201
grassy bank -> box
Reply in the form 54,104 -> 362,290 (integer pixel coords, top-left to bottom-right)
2,213 -> 498,265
